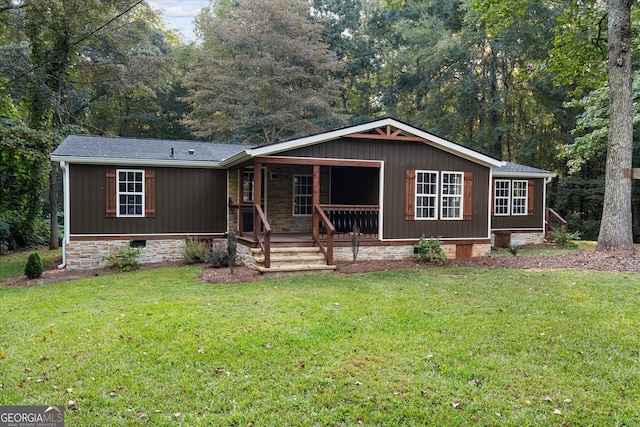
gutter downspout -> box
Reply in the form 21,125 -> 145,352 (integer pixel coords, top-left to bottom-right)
57,161 -> 69,269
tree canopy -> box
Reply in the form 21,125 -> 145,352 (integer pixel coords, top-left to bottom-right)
183,0 -> 348,144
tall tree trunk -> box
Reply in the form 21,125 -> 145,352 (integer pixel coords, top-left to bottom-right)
49,36 -> 70,250
597,0 -> 634,251
488,49 -> 502,160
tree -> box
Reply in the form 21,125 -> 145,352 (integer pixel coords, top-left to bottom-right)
184,0 -> 348,144
597,0 -> 634,251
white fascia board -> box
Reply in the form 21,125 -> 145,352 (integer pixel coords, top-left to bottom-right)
493,171 -> 557,179
235,118 -> 502,168
50,155 -> 223,169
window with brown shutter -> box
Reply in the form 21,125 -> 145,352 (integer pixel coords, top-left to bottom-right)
105,168 -> 155,218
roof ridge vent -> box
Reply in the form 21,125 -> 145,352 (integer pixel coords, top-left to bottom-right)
188,148 -> 195,155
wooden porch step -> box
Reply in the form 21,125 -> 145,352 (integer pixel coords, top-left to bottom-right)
250,246 -> 336,277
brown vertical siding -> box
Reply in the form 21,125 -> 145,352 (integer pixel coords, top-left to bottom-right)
69,164 -> 227,235
491,178 -> 545,230
277,137 -> 491,239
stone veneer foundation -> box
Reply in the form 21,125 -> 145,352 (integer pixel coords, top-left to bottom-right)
333,243 -> 491,262
65,239 -> 491,271
65,239 -> 187,270
491,232 -> 545,247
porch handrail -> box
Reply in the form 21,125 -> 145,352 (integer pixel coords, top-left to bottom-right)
255,204 -> 271,268
545,208 -> 568,235
314,204 -> 335,265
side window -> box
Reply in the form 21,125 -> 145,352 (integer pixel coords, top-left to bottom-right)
293,174 -> 313,216
494,179 -> 510,215
415,171 -> 438,220
117,169 -> 144,217
511,180 -> 528,215
441,172 -> 463,219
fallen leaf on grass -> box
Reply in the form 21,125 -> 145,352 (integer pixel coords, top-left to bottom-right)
452,402 -> 460,408
0,355 -> 6,360
553,409 -> 562,415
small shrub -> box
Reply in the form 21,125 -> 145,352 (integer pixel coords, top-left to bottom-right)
414,236 -> 447,265
551,229 -> 581,249
207,241 -> 229,269
183,237 -> 208,264
103,246 -> 141,272
24,252 -> 43,279
228,231 -> 238,274
508,244 -> 521,256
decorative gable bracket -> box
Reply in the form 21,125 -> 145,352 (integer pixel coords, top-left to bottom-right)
347,125 -> 428,142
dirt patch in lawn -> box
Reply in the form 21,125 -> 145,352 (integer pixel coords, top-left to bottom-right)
3,245 -> 640,287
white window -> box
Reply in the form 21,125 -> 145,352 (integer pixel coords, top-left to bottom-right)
117,169 -> 144,217
512,180 -> 528,215
494,180 -> 510,215
415,171 -> 438,219
293,175 -> 313,216
441,172 -> 463,219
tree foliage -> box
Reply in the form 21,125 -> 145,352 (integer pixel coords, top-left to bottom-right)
184,0 -> 348,144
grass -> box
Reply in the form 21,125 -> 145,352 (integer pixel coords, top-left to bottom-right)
0,249 -> 61,282
1,263 -> 640,425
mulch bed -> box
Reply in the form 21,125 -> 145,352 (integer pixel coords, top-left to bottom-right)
3,245 -> 640,287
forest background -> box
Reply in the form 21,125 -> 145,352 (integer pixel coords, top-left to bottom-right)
0,0 -> 635,253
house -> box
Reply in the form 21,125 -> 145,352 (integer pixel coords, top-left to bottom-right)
51,118 -> 556,273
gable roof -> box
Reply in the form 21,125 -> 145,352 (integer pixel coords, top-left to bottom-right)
494,161 -> 556,179
222,117 -> 503,168
51,135 -> 254,167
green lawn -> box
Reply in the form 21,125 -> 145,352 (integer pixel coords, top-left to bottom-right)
1,263 -> 639,426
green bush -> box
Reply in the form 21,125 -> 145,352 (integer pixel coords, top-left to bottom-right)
103,246 -> 141,272
508,244 -> 521,256
24,252 -> 43,279
551,229 -> 581,249
414,236 -> 447,265
207,241 -> 229,269
182,237 -> 208,264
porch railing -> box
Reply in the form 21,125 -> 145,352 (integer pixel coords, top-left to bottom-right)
255,204 -> 271,268
545,208 -> 568,236
313,205 -> 335,265
319,204 -> 379,239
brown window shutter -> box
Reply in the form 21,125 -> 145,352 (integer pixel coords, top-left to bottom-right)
105,168 -> 117,217
145,169 -> 156,218
527,180 -> 534,215
463,172 -> 473,220
405,170 -> 415,220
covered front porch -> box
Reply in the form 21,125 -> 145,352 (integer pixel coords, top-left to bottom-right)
228,157 -> 382,269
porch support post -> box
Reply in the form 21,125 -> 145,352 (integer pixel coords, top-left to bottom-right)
237,168 -> 244,236
253,160 -> 262,241
312,164 -> 320,238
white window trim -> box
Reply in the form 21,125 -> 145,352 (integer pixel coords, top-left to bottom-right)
511,179 -> 528,216
415,170 -> 438,220
292,174 -> 313,217
494,179 -> 511,216
116,169 -> 145,218
440,171 -> 463,220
